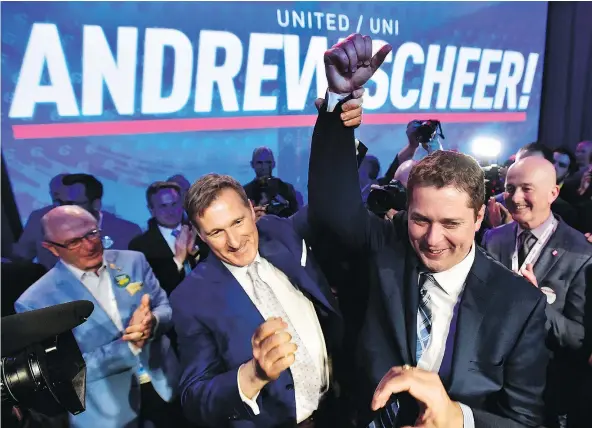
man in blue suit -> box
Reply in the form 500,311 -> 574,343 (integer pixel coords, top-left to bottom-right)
15,205 -> 181,428
308,34 -> 549,427
169,143 -> 361,426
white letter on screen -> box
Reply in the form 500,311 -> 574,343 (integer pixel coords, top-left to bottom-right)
10,23 -> 79,118
142,28 -> 193,114
194,30 -> 243,113
390,42 -> 425,110
243,33 -> 283,111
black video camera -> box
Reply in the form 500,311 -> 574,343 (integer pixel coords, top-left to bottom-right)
1,301 -> 94,419
415,119 -> 444,145
367,180 -> 408,217
482,165 -> 505,200
257,177 -> 292,217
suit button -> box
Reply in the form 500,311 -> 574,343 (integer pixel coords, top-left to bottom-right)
286,384 -> 294,390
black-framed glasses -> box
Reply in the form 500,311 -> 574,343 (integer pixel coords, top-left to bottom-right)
45,229 -> 102,250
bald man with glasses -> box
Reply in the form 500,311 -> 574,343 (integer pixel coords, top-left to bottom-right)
14,205 -> 186,428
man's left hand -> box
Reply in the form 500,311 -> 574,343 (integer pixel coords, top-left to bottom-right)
123,294 -> 154,347
372,366 -> 463,428
520,263 -> 538,288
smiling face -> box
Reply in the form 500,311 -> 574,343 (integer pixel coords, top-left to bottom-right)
195,188 -> 258,267
408,185 -> 484,272
504,157 -> 559,229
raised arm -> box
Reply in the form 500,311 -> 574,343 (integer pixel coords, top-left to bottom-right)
308,34 -> 394,251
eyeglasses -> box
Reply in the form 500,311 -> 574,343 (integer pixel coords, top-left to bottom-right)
46,229 -> 102,250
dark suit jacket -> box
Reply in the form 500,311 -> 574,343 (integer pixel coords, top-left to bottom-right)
128,218 -> 208,296
13,208 -> 142,270
169,214 -> 343,428
307,102 -> 549,427
482,218 -> 592,353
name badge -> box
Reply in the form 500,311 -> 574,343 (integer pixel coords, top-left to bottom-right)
126,282 -> 143,296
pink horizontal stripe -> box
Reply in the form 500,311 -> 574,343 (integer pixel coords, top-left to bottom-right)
11,112 -> 526,140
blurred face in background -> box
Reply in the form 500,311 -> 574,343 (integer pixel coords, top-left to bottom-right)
150,188 -> 184,229
59,183 -> 100,218
553,152 -> 571,183
251,149 -> 275,179
575,141 -> 592,169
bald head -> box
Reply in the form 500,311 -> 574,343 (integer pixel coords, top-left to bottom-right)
394,160 -> 417,189
507,156 -> 557,189
505,156 -> 559,229
42,205 -> 97,242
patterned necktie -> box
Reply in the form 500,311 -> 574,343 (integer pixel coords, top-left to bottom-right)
416,273 -> 434,363
518,230 -> 537,267
171,229 -> 192,275
247,261 -> 321,413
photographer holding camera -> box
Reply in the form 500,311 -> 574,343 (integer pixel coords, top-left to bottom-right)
243,147 -> 300,220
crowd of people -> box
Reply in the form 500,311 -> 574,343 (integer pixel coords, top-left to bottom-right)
3,34 -> 591,428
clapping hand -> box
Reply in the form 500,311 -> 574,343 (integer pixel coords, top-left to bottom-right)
122,294 -> 154,348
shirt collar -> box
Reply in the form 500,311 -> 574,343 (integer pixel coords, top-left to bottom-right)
158,223 -> 182,236
222,252 -> 262,278
97,211 -> 103,229
517,212 -> 554,240
430,243 -> 476,298
62,259 -> 107,281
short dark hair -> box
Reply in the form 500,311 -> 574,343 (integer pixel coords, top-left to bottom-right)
407,150 -> 485,218
364,155 -> 381,180
62,174 -> 103,201
553,147 -> 578,175
146,181 -> 182,207
518,142 -> 553,163
185,173 -> 250,228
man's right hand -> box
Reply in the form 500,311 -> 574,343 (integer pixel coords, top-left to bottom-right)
487,197 -> 512,228
174,225 -> 191,265
238,317 -> 296,399
324,33 -> 391,94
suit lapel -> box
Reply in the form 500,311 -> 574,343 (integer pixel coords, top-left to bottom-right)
448,249 -> 498,396
404,248 -> 421,365
500,223 -> 517,269
53,261 -> 121,337
533,223 -> 567,282
258,236 -> 339,315
104,251 -> 140,329
147,221 -> 175,258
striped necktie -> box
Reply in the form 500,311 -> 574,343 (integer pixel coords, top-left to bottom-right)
416,273 -> 434,362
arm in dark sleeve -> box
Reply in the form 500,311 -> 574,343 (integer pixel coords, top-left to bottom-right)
128,240 -> 183,296
308,102 -> 396,252
377,154 -> 401,185
173,309 -> 256,426
545,257 -> 591,351
473,294 -> 549,427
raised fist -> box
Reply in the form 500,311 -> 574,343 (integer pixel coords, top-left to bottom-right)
324,33 -> 392,94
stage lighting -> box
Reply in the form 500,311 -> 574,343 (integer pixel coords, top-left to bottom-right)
471,137 -> 502,159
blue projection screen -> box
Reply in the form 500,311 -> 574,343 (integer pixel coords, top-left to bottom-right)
1,1 -> 548,227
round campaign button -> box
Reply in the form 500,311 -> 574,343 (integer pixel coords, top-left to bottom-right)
540,286 -> 556,304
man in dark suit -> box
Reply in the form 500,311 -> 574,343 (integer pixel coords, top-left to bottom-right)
129,181 -> 207,296
308,34 -> 549,427
170,110 -> 362,427
482,156 -> 591,426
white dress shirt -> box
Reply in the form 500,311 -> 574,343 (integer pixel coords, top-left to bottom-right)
223,253 -> 329,423
418,244 -> 476,427
158,224 -> 184,272
63,261 -> 141,356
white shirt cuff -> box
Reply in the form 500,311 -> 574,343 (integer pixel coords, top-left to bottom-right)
173,257 -> 184,272
237,364 -> 260,415
128,342 -> 142,356
326,91 -> 350,112
458,402 -> 475,428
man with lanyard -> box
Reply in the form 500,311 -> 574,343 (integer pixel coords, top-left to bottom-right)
482,156 -> 591,427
